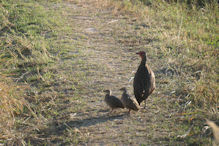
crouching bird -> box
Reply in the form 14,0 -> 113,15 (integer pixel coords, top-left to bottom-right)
120,87 -> 140,114
103,90 -> 124,113
133,51 -> 155,108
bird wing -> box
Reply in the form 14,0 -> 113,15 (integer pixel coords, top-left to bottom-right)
146,65 -> 156,93
141,64 -> 156,98
108,95 -> 124,108
133,66 -> 145,104
130,97 -> 140,110
134,65 -> 150,103
125,94 -> 140,111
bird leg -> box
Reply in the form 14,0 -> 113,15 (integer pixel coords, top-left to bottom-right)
109,108 -> 114,114
142,91 -> 149,109
144,100 -> 147,109
128,109 -> 131,115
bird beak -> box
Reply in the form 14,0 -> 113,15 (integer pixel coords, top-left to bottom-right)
136,52 -> 140,55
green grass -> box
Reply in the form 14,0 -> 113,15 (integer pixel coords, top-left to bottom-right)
0,0 -> 61,81
0,0 -> 63,143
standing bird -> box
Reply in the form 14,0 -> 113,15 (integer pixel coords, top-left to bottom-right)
103,90 -> 124,113
120,87 -> 140,114
133,51 -> 155,108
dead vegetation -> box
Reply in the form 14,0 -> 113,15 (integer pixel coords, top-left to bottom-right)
0,75 -> 26,140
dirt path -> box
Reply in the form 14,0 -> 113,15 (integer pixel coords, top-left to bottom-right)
35,0 -> 186,145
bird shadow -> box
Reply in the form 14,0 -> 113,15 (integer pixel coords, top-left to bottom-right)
64,113 -> 124,129
42,111 -> 125,136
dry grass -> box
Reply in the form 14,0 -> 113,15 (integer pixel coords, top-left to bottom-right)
0,75 -> 27,140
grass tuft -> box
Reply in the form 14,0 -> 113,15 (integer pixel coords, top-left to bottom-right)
0,75 -> 27,140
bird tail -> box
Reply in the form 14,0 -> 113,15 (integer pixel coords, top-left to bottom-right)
134,92 -> 144,105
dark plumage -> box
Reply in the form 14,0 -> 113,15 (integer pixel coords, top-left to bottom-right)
120,87 -> 140,114
133,51 -> 155,108
103,90 -> 124,113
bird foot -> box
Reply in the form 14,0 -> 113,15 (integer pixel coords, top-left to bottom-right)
126,110 -> 131,116
107,109 -> 113,115
139,106 -> 147,110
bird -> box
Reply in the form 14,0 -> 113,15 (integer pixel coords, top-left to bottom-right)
119,87 -> 140,114
103,90 -> 124,113
133,51 -> 155,108
206,119 -> 219,145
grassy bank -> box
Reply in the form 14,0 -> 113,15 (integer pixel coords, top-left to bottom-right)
0,0 -> 61,83
0,0 -> 61,143
146,0 -> 218,111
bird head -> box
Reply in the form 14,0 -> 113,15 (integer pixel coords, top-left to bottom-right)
136,51 -> 146,60
103,89 -> 111,94
119,87 -> 127,92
